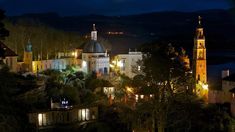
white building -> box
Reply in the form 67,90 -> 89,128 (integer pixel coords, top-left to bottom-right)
113,50 -> 143,78
82,24 -> 110,76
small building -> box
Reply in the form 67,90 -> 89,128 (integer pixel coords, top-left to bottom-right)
28,106 -> 98,130
112,50 -> 143,78
0,41 -> 18,72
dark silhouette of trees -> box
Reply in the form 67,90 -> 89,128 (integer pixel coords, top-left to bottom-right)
3,19 -> 86,60
0,9 -> 9,40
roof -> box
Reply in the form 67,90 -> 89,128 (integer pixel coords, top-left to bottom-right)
0,41 -> 17,57
223,74 -> 235,82
83,40 -> 105,53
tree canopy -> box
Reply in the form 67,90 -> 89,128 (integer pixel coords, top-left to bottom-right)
0,9 -> 9,40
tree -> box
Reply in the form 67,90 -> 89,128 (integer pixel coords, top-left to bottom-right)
0,9 -> 9,40
136,43 -> 195,132
3,19 -> 85,60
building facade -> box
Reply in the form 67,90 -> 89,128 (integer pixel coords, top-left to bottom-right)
112,51 -> 143,78
28,106 -> 98,129
18,40 -> 81,73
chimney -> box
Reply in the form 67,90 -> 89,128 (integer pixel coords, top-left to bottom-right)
222,69 -> 230,79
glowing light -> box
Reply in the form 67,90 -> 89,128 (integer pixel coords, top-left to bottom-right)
72,51 -> 78,58
140,95 -> 144,99
109,64 -> 114,68
135,95 -> 138,102
138,66 -> 141,71
126,86 -> 134,94
82,61 -> 87,67
150,94 -> 153,98
112,60 -> 116,64
202,84 -> 208,90
82,109 -> 86,121
38,113 -> 42,126
117,61 -> 124,67
72,52 -> 75,56
85,109 -> 90,120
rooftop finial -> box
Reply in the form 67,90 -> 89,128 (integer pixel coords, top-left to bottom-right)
91,24 -> 97,41
93,24 -> 96,31
26,38 -> 32,52
198,16 -> 202,25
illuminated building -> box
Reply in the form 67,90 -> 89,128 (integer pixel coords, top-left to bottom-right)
28,106 -> 98,129
192,16 -> 208,100
18,40 -> 81,73
82,24 -> 110,76
112,50 -> 142,78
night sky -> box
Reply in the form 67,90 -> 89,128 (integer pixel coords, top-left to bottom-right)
0,0 -> 232,16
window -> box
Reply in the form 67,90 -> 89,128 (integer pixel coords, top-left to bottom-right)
104,67 -> 108,74
138,66 -> 141,71
78,109 -> 82,121
38,113 -> 47,126
38,113 -> 42,126
82,109 -> 86,121
78,109 -> 90,121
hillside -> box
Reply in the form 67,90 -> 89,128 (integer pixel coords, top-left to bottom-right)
7,9 -> 235,54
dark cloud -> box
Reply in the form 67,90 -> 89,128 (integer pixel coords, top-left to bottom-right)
0,0 -> 231,16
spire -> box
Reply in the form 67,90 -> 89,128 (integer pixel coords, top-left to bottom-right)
195,16 -> 204,39
91,24 -> 97,41
93,24 -> 96,31
198,16 -> 202,26
26,39 -> 32,52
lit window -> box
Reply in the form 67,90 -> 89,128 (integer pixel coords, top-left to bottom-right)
138,66 -> 141,71
85,109 -> 90,120
140,95 -> 144,99
135,95 -> 138,102
42,114 -> 47,126
38,113 -> 43,126
82,109 -> 86,121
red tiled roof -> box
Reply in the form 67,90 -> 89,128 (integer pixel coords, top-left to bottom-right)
0,41 -> 17,57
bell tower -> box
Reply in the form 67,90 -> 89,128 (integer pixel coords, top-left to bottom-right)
193,16 -> 208,100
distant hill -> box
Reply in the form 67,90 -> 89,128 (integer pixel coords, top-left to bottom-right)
7,9 -> 235,54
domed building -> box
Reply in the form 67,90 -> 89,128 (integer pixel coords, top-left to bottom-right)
82,24 -> 110,75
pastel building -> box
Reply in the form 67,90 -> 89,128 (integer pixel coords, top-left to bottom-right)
112,50 -> 143,78
0,41 -> 18,72
82,24 -> 110,76
18,40 -> 81,73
